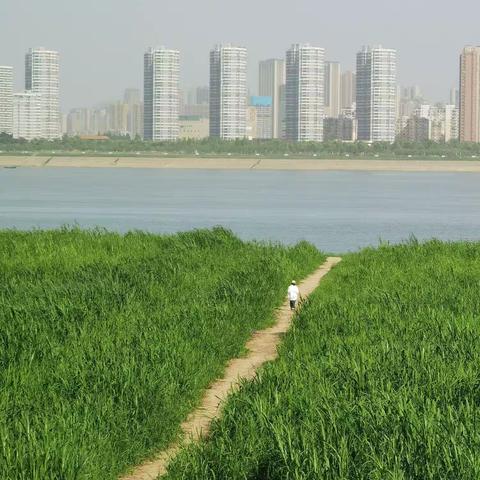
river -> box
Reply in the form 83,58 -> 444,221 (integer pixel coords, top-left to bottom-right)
1,167 -> 479,252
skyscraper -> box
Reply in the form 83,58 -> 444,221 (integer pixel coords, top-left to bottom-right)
196,86 -> 209,105
459,46 -> 480,142
209,44 -> 247,140
124,88 -> 141,106
144,47 -> 180,141
285,44 -> 324,142
324,61 -> 341,118
259,59 -> 285,138
341,71 -> 356,111
123,88 -> 143,138
25,48 -> 61,139
449,87 -> 459,108
356,46 -> 397,142
248,96 -> 273,139
13,92 -> 44,140
0,66 -> 13,135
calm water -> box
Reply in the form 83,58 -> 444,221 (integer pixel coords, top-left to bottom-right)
1,167 -> 479,252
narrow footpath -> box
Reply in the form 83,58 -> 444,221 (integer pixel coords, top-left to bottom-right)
120,257 -> 342,480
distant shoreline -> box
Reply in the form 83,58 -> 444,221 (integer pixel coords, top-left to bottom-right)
2,156 -> 480,172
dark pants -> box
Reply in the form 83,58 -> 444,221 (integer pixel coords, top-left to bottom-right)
290,300 -> 296,310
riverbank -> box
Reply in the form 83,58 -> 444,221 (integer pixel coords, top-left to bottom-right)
2,156 -> 480,172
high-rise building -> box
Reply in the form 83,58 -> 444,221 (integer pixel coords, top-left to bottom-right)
323,116 -> 356,142
398,103 -> 459,143
444,104 -> 459,142
127,103 -> 143,138
124,88 -> 141,106
356,46 -> 397,142
285,43 -> 325,142
209,44 -> 247,139
196,86 -> 209,105
459,46 -> 480,142
181,86 -> 209,119
67,89 -> 144,138
341,71 -> 356,110
25,47 -> 61,139
106,102 -> 129,135
324,61 -> 341,118
449,87 -> 460,108
66,108 -> 92,136
13,92 -> 44,140
122,88 -> 144,138
248,96 -> 273,139
402,85 -> 422,101
144,47 -> 180,141
259,59 -> 285,138
0,66 -> 13,135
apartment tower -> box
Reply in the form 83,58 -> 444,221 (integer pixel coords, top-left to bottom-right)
25,48 -> 61,139
324,61 -> 341,118
144,47 -> 180,141
258,59 -> 285,138
13,92 -> 44,140
285,44 -> 325,142
209,44 -> 247,139
0,66 -> 13,135
341,70 -> 356,110
356,46 -> 397,142
459,46 -> 480,142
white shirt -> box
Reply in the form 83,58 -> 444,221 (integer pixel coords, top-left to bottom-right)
288,285 -> 299,301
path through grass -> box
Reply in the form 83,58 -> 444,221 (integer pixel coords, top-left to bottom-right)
0,227 -> 322,479
165,240 -> 480,479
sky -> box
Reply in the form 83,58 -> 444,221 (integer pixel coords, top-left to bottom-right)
1,0 -> 479,111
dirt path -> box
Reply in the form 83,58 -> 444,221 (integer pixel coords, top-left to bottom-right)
120,257 -> 341,480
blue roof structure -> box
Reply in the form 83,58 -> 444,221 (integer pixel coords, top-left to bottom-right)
250,96 -> 272,107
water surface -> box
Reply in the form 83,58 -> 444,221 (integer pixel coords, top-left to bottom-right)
1,168 -> 479,252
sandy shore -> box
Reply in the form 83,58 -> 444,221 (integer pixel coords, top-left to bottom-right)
2,156 -> 480,172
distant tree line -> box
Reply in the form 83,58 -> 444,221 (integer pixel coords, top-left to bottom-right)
1,133 -> 480,159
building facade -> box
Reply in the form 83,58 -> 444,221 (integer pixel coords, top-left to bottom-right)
248,96 -> 273,139
179,116 -> 209,139
325,61 -> 341,118
13,92 -> 44,140
67,89 -> 144,138
25,48 -> 61,139
459,46 -> 480,142
258,59 -> 285,138
144,47 -> 180,141
0,66 -> 13,135
341,71 -> 356,111
323,116 -> 356,142
195,86 -> 209,105
285,44 -> 324,142
66,108 -> 92,136
356,46 -> 397,142
398,103 -> 459,143
209,44 -> 247,140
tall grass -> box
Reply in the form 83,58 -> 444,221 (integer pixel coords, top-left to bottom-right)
0,227 -> 322,479
166,240 -> 480,479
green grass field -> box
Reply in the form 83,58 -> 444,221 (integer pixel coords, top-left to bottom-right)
0,228 -> 323,479
166,240 -> 480,479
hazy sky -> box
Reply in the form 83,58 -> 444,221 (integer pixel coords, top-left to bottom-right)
1,0 -> 479,111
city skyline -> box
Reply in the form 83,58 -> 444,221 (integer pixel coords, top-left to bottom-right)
2,0 -> 479,111
0,44 -> 469,114
2,42 -> 474,144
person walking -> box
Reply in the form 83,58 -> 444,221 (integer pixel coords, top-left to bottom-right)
288,280 -> 300,310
